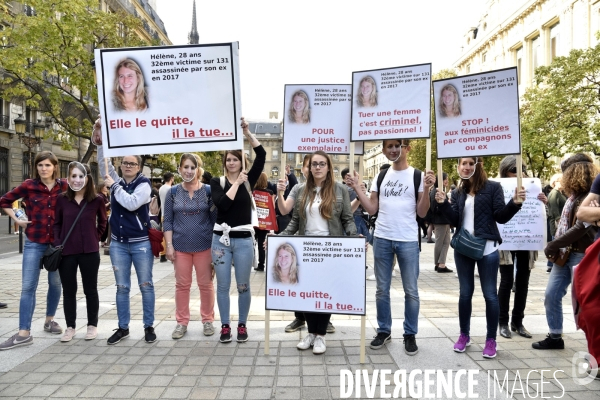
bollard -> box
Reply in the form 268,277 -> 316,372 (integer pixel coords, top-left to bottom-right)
18,227 -> 23,254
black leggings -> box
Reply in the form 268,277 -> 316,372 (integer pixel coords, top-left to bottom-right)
498,251 -> 531,326
304,312 -> 331,336
58,252 -> 101,328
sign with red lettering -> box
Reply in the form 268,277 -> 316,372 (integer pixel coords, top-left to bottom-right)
95,42 -> 243,157
265,235 -> 366,315
350,63 -> 431,142
282,84 -> 363,155
433,67 -> 521,159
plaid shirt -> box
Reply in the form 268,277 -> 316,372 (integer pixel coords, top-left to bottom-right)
0,178 -> 68,244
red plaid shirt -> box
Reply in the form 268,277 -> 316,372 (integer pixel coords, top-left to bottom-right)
0,179 -> 68,244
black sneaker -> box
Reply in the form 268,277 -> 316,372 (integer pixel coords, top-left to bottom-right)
284,318 -> 305,333
370,332 -> 391,349
404,335 -> 418,355
532,334 -> 564,350
220,324 -> 232,343
107,328 -> 129,345
437,266 -> 453,273
237,323 -> 248,343
326,321 -> 335,334
144,327 -> 157,343
160,255 -> 167,263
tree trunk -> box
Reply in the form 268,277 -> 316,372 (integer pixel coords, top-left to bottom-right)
80,143 -> 95,163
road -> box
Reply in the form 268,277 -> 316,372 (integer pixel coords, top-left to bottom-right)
0,215 -> 25,259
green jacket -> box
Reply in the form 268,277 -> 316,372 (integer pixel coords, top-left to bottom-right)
280,182 -> 357,236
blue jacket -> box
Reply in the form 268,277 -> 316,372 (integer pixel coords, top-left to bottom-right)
437,180 -> 521,244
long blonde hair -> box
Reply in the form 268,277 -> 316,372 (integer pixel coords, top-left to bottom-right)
272,243 -> 299,284
299,151 -> 335,220
113,58 -> 148,111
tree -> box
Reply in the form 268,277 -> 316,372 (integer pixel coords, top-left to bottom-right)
0,0 -> 148,162
154,151 -> 225,184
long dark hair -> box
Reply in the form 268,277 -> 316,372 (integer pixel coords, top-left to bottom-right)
458,157 -> 488,195
64,163 -> 96,202
299,151 -> 335,220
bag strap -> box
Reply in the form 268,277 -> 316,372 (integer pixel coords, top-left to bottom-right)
413,168 -> 422,252
60,201 -> 88,247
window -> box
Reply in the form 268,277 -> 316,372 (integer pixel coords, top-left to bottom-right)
22,152 -> 34,180
332,154 -> 338,160
272,149 -> 279,161
516,47 -> 523,84
287,153 -> 294,161
531,36 -> 541,71
59,160 -> 69,179
550,23 -> 560,61
0,148 -> 8,196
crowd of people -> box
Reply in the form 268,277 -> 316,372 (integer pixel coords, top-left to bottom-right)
0,133 -> 598,378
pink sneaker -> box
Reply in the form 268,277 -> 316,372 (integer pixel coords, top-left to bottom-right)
453,333 -> 471,353
483,338 -> 497,358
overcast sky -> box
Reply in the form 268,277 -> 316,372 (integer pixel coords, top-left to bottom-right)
154,0 -> 484,120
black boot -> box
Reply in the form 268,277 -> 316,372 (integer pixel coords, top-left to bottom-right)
499,325 -> 511,338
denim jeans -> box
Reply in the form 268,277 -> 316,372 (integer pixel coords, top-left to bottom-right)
110,240 -> 155,329
373,237 -> 420,336
354,215 -> 371,243
20,238 -> 62,331
212,234 -> 254,325
454,250 -> 500,339
544,252 -> 584,334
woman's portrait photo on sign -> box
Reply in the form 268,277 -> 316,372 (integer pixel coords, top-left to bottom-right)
288,90 -> 311,124
112,58 -> 149,112
272,242 -> 299,285
356,75 -> 378,108
438,83 -> 461,118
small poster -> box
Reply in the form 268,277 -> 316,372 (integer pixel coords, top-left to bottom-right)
95,42 -> 243,157
493,178 -> 547,251
350,63 -> 431,142
433,68 -> 521,159
265,235 -> 366,315
283,84 -> 363,155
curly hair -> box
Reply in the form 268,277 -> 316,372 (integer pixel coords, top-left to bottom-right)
561,162 -> 599,196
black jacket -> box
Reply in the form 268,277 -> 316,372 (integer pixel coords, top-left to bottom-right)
429,189 -> 452,225
436,180 -> 522,244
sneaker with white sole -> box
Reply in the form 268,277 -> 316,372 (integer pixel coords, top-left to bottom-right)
366,274 -> 376,281
297,333 -> 316,350
85,326 -> 97,340
312,336 -> 326,354
44,320 -> 63,334
172,324 -> 187,339
453,333 -> 471,353
0,333 -> 33,350
61,327 -> 76,342
203,322 -> 214,336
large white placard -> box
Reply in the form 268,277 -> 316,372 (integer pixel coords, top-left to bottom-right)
95,43 -> 243,157
433,68 -> 521,159
493,178 -> 547,251
350,63 -> 431,142
282,85 -> 363,155
265,235 -> 366,315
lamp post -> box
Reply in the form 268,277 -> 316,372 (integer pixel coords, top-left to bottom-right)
14,115 -> 46,178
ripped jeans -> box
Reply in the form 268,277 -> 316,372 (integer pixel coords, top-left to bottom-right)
110,240 -> 155,329
212,234 -> 253,325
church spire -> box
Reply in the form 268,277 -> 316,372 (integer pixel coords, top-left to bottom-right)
188,0 -> 199,44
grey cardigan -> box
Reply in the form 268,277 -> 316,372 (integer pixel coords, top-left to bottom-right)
280,182 -> 357,236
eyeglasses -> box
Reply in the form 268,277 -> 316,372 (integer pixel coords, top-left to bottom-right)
122,162 -> 139,168
311,162 -> 327,168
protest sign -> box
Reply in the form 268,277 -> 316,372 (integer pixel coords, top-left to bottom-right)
265,235 -> 366,315
493,178 -> 546,251
95,42 -> 243,157
283,84 -> 363,155
434,67 -> 521,159
350,63 -> 431,142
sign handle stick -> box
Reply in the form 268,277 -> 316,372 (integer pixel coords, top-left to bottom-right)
437,159 -> 444,203
349,142 -> 355,178
104,158 -> 109,178
360,315 -> 366,364
264,310 -> 270,355
515,154 -> 523,204
279,147 -> 286,197
426,138 -> 431,172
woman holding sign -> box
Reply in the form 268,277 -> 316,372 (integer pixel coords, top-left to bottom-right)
112,58 -> 149,112
288,90 -> 311,124
356,76 -> 378,108
434,157 -> 525,359
279,151 -> 357,354
211,118 -> 265,344
438,84 -> 461,118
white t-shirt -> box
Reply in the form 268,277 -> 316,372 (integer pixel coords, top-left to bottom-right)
158,183 -> 171,216
463,194 -> 497,256
370,167 -> 423,242
304,187 -> 329,236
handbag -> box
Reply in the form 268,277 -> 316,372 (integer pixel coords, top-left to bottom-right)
553,248 -> 571,267
40,202 -> 88,271
450,226 -> 487,261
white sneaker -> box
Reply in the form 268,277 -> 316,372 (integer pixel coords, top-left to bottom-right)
297,333 -> 316,350
85,326 -> 97,340
61,327 -> 76,342
203,322 -> 214,336
474,270 -> 480,277
312,336 -> 327,354
392,270 -> 397,277
172,324 -> 187,339
366,274 -> 376,281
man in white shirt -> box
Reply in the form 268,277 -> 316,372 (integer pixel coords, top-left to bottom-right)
349,139 -> 434,355
158,172 -> 174,263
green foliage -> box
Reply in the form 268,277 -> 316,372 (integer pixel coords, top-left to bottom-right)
0,0 -> 146,162
154,151 -> 224,183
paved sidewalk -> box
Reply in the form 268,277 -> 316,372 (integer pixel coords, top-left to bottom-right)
0,242 -> 599,399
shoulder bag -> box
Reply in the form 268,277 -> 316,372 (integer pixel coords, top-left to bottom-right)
450,226 -> 487,261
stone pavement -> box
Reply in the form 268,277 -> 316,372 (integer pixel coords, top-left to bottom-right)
0,238 -> 599,399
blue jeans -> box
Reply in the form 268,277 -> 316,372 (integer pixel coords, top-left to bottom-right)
212,234 -> 254,325
454,250 -> 500,339
544,252 -> 584,334
110,240 -> 155,329
373,237 -> 420,336
20,238 -> 62,331
354,215 -> 371,243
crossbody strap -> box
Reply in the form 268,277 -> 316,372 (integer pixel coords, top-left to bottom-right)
60,201 -> 88,247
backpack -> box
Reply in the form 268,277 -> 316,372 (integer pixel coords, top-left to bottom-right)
372,165 -> 423,250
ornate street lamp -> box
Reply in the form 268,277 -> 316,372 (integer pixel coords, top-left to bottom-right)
13,114 -> 26,134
